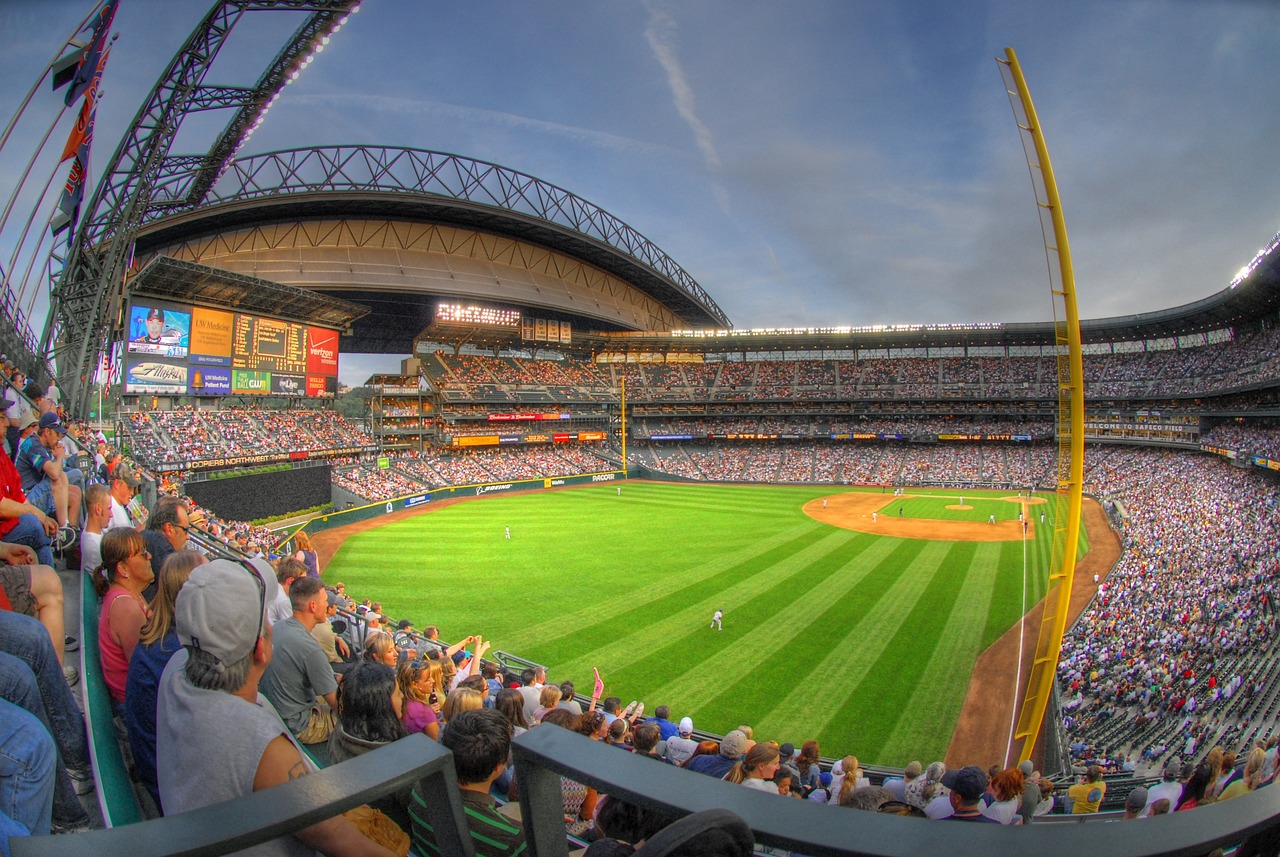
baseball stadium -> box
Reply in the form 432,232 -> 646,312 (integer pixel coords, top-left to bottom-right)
2,2 -> 1280,855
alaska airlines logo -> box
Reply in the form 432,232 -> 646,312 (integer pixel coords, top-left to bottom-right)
130,363 -> 185,382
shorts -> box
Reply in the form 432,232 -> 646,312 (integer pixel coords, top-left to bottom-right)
0,564 -> 36,616
24,480 -> 55,516
294,705 -> 337,745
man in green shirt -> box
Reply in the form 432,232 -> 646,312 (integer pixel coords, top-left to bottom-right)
409,709 -> 525,857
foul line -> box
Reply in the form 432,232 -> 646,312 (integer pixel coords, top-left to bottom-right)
1005,500 -> 1030,767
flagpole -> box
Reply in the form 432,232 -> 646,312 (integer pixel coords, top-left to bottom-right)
0,1 -> 99,156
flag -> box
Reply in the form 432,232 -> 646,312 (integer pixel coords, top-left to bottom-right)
55,0 -> 118,107
59,46 -> 108,162
51,153 -> 87,239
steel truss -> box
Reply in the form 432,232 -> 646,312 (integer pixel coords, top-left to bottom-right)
147,146 -> 728,329
44,0 -> 362,418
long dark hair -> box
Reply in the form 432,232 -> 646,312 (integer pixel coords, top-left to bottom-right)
1176,762 -> 1213,811
337,662 -> 406,744
494,687 -> 529,730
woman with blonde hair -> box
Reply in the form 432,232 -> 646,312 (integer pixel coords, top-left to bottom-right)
438,687 -> 482,730
363,629 -> 399,667
531,684 -> 562,724
828,755 -> 869,805
123,549 -> 207,810
94,528 -> 154,705
396,660 -> 440,740
1219,748 -> 1267,801
725,743 -> 782,792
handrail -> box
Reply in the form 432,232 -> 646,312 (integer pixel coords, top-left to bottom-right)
510,724 -> 1280,857
12,733 -> 474,857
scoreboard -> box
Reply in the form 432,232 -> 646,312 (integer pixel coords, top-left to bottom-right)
125,298 -> 340,398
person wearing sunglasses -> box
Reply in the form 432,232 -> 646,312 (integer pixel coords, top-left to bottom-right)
156,558 -> 397,856
140,496 -> 192,599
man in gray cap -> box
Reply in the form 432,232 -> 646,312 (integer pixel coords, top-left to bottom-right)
1124,787 -> 1149,820
1142,759 -> 1185,817
155,558 -> 393,856
685,729 -> 749,778
1017,759 -> 1039,825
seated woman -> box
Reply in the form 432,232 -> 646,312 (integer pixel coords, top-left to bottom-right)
531,684 -> 562,724
725,743 -> 782,793
123,549 -> 207,811
980,767 -> 1024,824
396,660 -> 440,740
328,661 -> 412,834
93,528 -> 153,705
362,629 -> 399,668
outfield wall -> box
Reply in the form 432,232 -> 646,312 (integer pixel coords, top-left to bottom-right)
291,468 -> 630,536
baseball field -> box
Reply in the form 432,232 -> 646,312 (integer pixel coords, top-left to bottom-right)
321,480 -> 1086,765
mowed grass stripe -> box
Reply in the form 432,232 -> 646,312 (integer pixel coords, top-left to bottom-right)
578,535 -> 914,725
825,542 -> 980,757
877,542 -> 1007,763
507,521 -> 826,649
590,532 -> 895,709
745,540 -> 949,746
518,527 -> 839,662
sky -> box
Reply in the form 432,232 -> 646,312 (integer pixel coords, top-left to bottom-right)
2,0 -> 1279,386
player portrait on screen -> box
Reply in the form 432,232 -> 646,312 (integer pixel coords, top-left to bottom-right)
127,304 -> 190,358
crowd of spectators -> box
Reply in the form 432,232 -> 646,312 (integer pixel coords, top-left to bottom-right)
640,441 -> 1057,488
420,332 -> 1280,403
1059,447 -> 1280,776
124,406 -> 373,468
330,443 -> 616,502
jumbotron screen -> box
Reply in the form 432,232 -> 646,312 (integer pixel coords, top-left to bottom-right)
124,298 -> 339,398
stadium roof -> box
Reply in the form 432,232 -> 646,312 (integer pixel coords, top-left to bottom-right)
128,255 -> 370,330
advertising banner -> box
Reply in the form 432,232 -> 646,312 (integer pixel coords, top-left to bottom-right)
231,369 -> 271,394
190,306 -> 234,365
271,373 -> 305,397
306,327 -> 340,376
126,358 -> 187,394
188,366 -> 231,396
306,375 -> 336,397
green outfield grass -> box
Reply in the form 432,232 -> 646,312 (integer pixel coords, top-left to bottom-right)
326,481 -> 1082,763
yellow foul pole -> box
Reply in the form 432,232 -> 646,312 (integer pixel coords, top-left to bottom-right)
620,377 -> 627,478
998,47 -> 1086,764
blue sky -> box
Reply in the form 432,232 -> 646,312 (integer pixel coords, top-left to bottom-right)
3,0 -> 1278,386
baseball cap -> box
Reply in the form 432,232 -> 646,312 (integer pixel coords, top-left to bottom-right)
1165,759 -> 1183,780
114,462 -> 141,489
678,716 -> 694,735
941,765 -> 989,802
38,412 -> 67,435
18,411 -> 37,431
175,558 -> 278,672
719,729 -> 749,759
1126,787 -> 1148,812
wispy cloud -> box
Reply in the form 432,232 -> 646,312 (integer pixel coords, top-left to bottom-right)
287,93 -> 682,161
641,1 -> 730,212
